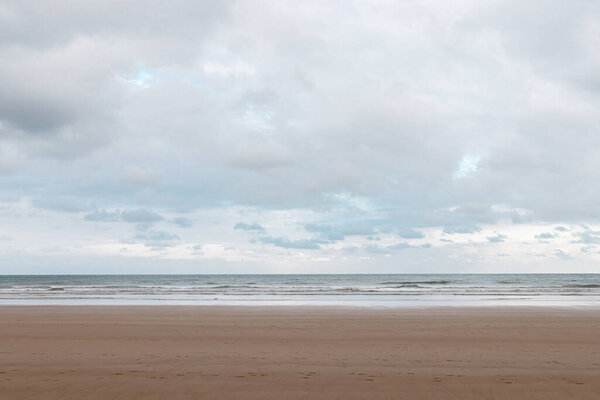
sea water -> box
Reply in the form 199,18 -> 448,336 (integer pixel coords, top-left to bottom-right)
1,274 -> 599,307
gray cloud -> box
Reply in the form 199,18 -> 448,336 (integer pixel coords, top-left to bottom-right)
535,232 -> 556,239
172,217 -> 193,228
1,0 -> 598,227
304,222 -> 375,241
574,229 -> 600,245
2,1 -> 600,272
396,228 -> 425,239
443,225 -> 482,234
84,209 -> 121,222
364,242 -> 431,254
363,244 -> 393,254
234,222 -> 265,233
131,229 -> 181,249
304,224 -> 344,241
0,0 -> 231,165
487,234 -> 507,243
0,0 -> 597,223
121,209 -> 163,223
554,249 -> 573,260
258,236 -> 326,250
134,222 -> 154,232
135,230 -> 180,242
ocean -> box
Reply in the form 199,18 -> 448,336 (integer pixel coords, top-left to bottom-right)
1,274 -> 599,307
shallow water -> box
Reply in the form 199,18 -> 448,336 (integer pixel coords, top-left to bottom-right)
1,274 -> 599,306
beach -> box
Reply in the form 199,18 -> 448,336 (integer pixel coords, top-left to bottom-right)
1,306 -> 599,399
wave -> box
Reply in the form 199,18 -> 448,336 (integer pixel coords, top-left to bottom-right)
390,284 -> 423,288
2,275 -> 600,303
563,284 -> 600,288
211,285 -> 266,289
379,280 -> 450,285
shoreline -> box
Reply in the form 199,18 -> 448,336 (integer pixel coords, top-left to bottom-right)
2,299 -> 600,308
3,274 -> 600,309
2,302 -> 600,309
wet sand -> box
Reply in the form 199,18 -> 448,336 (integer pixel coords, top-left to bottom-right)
1,306 -> 599,399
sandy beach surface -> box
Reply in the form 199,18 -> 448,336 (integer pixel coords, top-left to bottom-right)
1,306 -> 599,399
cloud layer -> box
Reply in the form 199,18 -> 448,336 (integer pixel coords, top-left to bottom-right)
1,0 -> 600,273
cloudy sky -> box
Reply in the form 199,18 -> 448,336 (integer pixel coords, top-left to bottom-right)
1,0 -> 600,274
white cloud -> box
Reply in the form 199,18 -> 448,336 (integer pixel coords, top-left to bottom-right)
1,0 -> 600,272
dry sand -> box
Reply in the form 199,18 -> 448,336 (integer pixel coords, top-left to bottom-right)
1,306 -> 599,399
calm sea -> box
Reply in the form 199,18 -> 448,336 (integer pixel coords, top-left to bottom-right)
1,274 -> 599,307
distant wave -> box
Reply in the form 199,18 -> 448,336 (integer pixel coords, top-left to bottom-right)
379,280 -> 450,285
2,275 -> 600,305
390,284 -> 423,288
212,285 -> 264,289
563,284 -> 600,288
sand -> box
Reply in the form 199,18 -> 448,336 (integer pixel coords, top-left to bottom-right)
1,306 -> 599,399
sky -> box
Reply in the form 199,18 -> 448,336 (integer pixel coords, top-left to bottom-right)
1,0 -> 600,274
